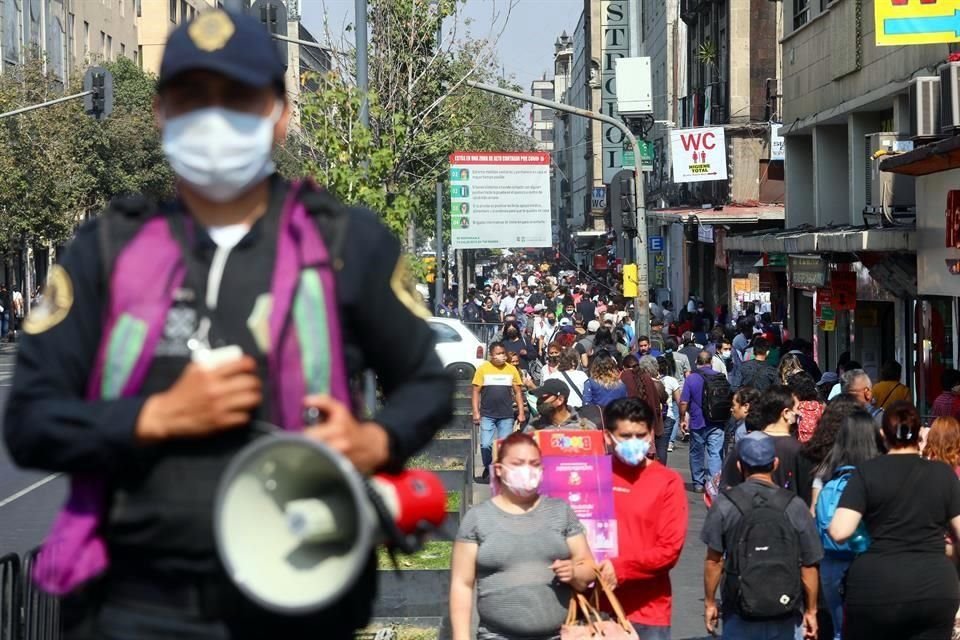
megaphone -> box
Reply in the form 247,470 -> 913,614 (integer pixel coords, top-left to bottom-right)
213,433 -> 446,614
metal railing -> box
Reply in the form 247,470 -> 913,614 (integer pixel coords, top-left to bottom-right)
0,549 -> 61,640
1,553 -> 21,640
461,322 -> 498,349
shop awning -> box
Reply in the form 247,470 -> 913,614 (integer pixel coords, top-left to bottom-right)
880,135 -> 960,176
646,204 -> 785,225
724,225 -> 915,253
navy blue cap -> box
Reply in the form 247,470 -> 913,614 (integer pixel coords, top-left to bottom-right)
737,432 -> 776,467
158,9 -> 286,92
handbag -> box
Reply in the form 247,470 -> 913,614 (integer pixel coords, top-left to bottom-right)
560,572 -> 638,640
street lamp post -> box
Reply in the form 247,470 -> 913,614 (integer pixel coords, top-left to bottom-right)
465,80 -> 650,335
355,0 -> 369,127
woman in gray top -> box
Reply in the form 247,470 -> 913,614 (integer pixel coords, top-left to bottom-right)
450,432 -> 595,640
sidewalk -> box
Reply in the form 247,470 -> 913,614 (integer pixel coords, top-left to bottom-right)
470,438 -> 713,639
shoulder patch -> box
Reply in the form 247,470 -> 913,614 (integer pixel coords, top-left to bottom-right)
23,265 -> 74,335
389,257 -> 430,320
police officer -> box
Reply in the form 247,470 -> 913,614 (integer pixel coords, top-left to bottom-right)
3,10 -> 452,640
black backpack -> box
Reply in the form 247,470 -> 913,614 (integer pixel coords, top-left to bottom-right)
722,485 -> 803,620
697,371 -> 732,422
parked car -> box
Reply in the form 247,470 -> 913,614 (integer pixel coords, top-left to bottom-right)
427,317 -> 485,380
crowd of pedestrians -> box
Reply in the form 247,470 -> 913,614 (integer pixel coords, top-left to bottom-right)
450,260 -> 960,640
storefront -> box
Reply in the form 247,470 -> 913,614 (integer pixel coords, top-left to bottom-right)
882,140 -> 960,417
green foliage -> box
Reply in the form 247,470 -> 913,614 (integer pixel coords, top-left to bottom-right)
0,58 -> 172,252
285,0 -> 531,249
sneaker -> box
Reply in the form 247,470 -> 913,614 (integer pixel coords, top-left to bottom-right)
693,484 -> 705,494
667,442 -> 675,453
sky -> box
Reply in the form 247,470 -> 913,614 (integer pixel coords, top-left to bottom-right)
300,0 -> 583,93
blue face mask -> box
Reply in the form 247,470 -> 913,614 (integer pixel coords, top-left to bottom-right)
162,104 -> 281,203
614,437 -> 651,466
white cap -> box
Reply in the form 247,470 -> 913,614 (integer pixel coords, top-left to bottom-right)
534,303 -> 547,311
559,317 -> 573,326
587,320 -> 601,332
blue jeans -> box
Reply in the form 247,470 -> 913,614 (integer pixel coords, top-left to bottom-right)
665,416 -> 679,444
722,613 -> 801,640
820,555 -> 850,640
689,425 -> 724,487
479,416 -> 515,468
1,312 -> 8,337
631,623 -> 670,640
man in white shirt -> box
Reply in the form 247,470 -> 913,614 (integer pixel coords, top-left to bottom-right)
498,287 -> 517,320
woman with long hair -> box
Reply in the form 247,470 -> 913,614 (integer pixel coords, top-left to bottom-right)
800,397 -> 862,507
544,348 -> 588,409
659,355 -> 684,453
924,416 -> 960,472
830,402 -> 960,640
583,353 -> 628,408
788,371 -> 826,443
815,410 -> 883,639
450,433 -> 596,640
778,353 -> 805,386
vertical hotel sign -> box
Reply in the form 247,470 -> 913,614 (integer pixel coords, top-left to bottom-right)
601,0 -> 630,183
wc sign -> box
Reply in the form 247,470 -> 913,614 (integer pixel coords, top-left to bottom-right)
669,126 -> 728,183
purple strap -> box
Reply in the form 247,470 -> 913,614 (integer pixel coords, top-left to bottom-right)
33,182 -> 349,594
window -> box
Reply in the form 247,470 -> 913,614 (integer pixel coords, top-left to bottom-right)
48,16 -> 65,79
120,42 -> 125,57
136,0 -> 141,17
793,0 -> 809,29
3,0 -> 20,64
68,13 -> 74,57
83,20 -> 89,56
100,30 -> 105,55
428,322 -> 462,344
169,0 -> 177,22
107,34 -> 112,59
136,44 -> 141,67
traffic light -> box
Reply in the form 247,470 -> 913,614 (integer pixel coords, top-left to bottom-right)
82,67 -> 113,121
252,0 -> 288,62
609,169 -> 636,233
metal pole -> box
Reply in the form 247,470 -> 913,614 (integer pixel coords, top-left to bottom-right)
0,90 -> 91,120
465,80 -> 650,333
457,249 -> 464,315
355,0 -> 369,127
435,182 -> 444,310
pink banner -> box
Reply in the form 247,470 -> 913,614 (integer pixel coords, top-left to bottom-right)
541,455 -> 618,563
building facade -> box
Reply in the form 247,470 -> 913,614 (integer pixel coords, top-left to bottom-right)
530,77 -> 555,151
726,0 -> 955,405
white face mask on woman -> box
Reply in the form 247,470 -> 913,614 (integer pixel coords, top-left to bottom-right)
498,464 -> 543,497
161,102 -> 281,203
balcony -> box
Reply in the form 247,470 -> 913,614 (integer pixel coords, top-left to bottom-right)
678,82 -> 727,127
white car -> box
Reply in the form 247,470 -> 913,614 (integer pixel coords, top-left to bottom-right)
427,317 -> 486,380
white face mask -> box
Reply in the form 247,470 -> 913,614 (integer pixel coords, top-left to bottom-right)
499,464 -> 543,497
162,103 -> 281,203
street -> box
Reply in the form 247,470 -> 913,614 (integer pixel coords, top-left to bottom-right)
0,344 -> 66,558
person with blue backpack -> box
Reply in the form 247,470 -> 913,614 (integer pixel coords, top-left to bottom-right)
2,10 -> 454,640
812,409 -> 882,640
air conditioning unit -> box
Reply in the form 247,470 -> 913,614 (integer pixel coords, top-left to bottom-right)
864,132 -> 915,211
939,61 -> 960,133
909,76 -> 941,140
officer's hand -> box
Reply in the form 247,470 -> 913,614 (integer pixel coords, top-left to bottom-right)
136,357 -> 262,442
303,395 -> 390,474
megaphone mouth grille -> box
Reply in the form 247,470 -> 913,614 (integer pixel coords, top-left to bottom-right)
213,433 -> 374,614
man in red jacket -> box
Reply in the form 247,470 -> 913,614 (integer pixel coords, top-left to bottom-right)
599,398 -> 689,640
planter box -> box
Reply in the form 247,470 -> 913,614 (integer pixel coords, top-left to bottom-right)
362,617 -> 447,640
435,469 -> 468,493
422,438 -> 471,461
374,570 -> 451,618
431,511 -> 460,541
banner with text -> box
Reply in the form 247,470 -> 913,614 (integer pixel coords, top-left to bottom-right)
669,126 -> 728,183
449,152 -> 552,249
875,0 -> 960,46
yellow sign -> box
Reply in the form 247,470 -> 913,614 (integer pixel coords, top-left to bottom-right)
623,263 -> 638,298
822,319 -> 836,332
188,10 -> 236,52
875,0 -> 960,46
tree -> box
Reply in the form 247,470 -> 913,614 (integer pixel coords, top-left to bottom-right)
281,0 -> 531,252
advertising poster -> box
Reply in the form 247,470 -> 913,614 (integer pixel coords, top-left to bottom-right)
669,127 -> 728,183
875,0 -> 960,46
541,456 -> 618,562
494,430 -> 618,562
449,152 -> 552,250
